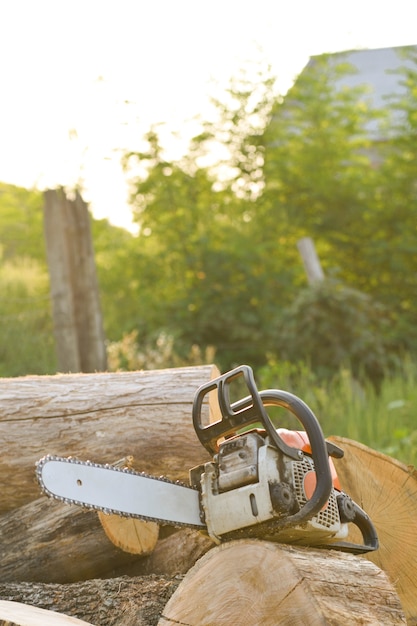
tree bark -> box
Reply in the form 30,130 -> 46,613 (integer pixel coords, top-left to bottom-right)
1,543 -> 404,626
329,435 -> 417,625
160,540 -> 406,626
43,189 -> 107,373
121,528 -> 214,577
0,365 -> 219,514
0,482 -> 214,584
0,492 -> 214,584
0,497 -> 145,584
0,575 -> 180,626
43,189 -> 81,373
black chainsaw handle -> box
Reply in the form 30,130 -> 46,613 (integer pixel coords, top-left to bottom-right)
330,497 -> 379,554
256,389 -> 334,526
193,365 -> 290,456
192,365 -> 333,523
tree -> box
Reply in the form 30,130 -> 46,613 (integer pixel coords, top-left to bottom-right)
369,47 -> 417,352
0,184 -> 55,375
256,52 -> 417,368
260,54 -> 383,271
122,61 -> 298,371
0,184 -> 140,375
0,183 -> 46,261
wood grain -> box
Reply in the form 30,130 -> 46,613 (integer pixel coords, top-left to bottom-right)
0,365 -> 219,513
160,540 -> 406,625
330,436 -> 417,624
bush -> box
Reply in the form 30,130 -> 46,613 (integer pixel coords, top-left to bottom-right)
273,279 -> 397,389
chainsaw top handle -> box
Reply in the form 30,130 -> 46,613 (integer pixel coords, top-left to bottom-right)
192,365 -> 334,525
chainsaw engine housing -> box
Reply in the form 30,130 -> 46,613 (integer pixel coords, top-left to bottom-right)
190,430 -> 348,545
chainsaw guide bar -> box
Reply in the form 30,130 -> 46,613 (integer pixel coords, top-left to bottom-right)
36,455 -> 205,528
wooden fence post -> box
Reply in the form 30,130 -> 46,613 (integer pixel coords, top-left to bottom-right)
43,189 -> 107,372
297,237 -> 325,284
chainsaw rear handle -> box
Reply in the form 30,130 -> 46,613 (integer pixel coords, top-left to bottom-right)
193,365 -> 333,524
332,496 -> 379,554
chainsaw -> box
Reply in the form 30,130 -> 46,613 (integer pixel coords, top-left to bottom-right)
36,365 -> 378,554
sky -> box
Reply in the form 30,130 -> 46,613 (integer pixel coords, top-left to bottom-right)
1,0 -> 416,233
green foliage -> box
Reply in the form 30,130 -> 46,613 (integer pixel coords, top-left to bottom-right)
2,48 -> 417,401
368,47 -> 417,351
0,256 -> 55,376
274,279 -> 397,388
90,217 -> 141,340
119,50 -> 417,377
123,127 -> 290,371
258,357 -> 417,467
0,183 -> 55,375
194,57 -> 278,198
121,67 -> 302,371
0,183 -> 46,261
262,54 -> 381,228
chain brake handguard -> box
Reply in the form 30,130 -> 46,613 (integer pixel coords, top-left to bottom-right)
192,365 -> 334,527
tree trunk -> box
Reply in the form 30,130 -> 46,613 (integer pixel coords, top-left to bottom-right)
0,576 -> 180,626
43,189 -> 81,373
160,540 -> 406,626
329,435 -> 417,625
0,365 -> 219,514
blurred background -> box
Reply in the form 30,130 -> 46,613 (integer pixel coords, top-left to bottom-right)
1,0 -> 416,464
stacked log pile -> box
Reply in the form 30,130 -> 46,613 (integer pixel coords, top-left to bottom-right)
0,366 -> 413,625
0,366 -> 216,624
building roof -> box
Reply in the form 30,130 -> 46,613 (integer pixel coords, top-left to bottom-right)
299,44 -> 417,137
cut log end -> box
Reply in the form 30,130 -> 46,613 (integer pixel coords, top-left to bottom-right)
329,436 -> 417,623
159,540 -> 406,626
98,511 -> 159,555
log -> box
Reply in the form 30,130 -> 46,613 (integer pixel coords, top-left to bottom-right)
0,575 -> 180,626
97,456 -> 160,556
96,455 -> 159,555
0,493 -> 212,584
0,601 -> 94,626
0,497 -> 144,584
0,365 -> 219,514
329,436 -> 417,625
98,513 -> 159,556
159,540 -> 406,625
120,528 -> 214,577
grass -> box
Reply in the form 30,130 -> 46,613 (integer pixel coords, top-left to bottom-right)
258,357 -> 417,468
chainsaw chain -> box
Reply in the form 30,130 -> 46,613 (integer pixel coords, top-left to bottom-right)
36,454 -> 202,528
